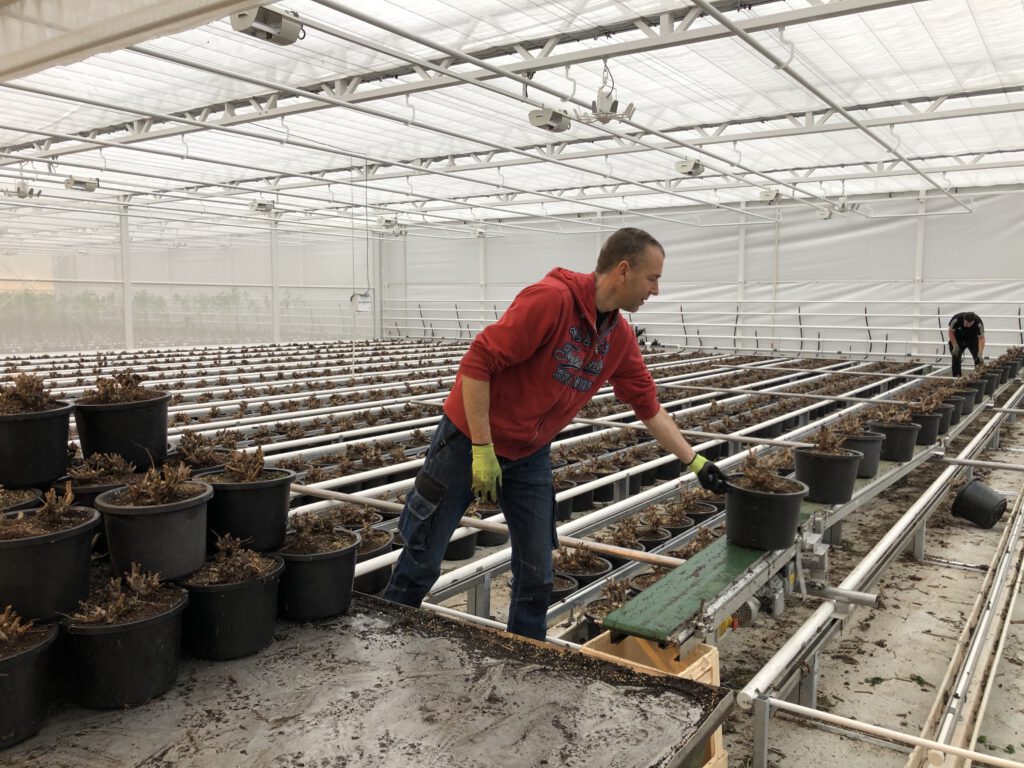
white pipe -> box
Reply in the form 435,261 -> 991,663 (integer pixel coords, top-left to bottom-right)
767,698 -> 1024,768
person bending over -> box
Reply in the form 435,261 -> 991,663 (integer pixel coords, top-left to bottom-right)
383,227 -> 727,641
948,311 -> 985,377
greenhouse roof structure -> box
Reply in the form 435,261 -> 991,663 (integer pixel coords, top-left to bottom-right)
2,0 -> 1024,248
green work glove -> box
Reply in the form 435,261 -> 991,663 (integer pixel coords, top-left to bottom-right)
688,454 -> 728,494
471,443 -> 502,503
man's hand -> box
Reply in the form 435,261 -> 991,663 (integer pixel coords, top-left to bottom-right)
471,443 -> 502,503
687,454 -> 728,494
949,340 -> 960,356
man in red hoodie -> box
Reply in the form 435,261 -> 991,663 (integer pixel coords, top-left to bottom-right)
383,228 -> 727,640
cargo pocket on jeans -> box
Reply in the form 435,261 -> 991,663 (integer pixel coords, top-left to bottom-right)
404,469 -> 445,551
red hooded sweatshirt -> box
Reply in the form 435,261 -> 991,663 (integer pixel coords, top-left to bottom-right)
444,268 -> 659,460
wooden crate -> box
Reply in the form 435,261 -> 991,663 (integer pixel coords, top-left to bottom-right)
581,632 -> 725,767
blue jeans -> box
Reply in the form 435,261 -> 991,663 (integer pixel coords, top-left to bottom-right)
383,415 -> 557,640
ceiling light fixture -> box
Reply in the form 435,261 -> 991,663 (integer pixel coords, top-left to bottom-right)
575,61 -> 635,125
528,107 -> 572,133
64,176 -> 99,192
675,157 -> 705,177
231,7 -> 304,46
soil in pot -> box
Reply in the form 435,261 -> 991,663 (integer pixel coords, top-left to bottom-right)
0,484 -> 101,620
179,534 -> 283,660
196,448 -> 295,552
64,563 -> 187,708
73,371 -> 170,467
644,503 -> 697,536
552,546 -> 612,588
0,487 -> 41,513
0,607 -> 59,748
627,568 -> 671,594
549,573 -> 579,605
581,581 -> 630,640
277,514 -> 360,621
354,526 -> 394,595
0,374 -> 73,490
95,463 -> 212,579
635,524 -> 672,551
590,521 -> 646,570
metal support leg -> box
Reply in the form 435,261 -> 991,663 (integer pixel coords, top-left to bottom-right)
823,520 -> 843,547
989,428 -> 1001,449
796,653 -> 819,707
753,697 -> 772,768
613,477 -> 629,503
466,575 -> 491,618
911,522 -> 926,561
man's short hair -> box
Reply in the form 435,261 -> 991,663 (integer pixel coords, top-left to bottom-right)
964,311 -> 978,323
595,228 -> 664,273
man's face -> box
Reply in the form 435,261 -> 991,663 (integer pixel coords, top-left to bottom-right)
619,246 -> 664,313
964,319 -> 975,328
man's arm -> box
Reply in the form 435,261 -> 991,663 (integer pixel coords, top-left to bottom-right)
978,334 -> 985,358
641,406 -> 697,465
461,374 -> 492,445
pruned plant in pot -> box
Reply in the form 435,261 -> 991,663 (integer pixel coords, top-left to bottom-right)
277,512 -> 360,621
94,463 -> 213,579
665,526 -> 720,560
468,499 -> 509,547
590,518 -> 645,570
0,373 -> 73,490
179,533 -> 283,660
865,404 -> 921,462
627,566 -> 671,595
582,579 -> 630,639
174,430 -> 230,471
725,450 -> 808,551
73,370 -> 171,467
552,545 -> 612,588
67,452 -> 138,509
643,502 -> 696,537
353,519 -> 395,595
65,562 -> 186,709
549,573 -> 579,605
794,424 -> 863,505
907,391 -> 948,441
194,447 -> 295,552
0,483 -> 100,620
0,605 -> 59,748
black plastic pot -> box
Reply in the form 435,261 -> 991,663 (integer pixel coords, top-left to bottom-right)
724,474 -> 808,550
591,473 -> 616,503
475,505 -> 509,547
443,529 -> 478,561
195,468 -> 295,552
655,459 -> 682,481
555,555 -> 613,588
0,623 -> 58,748
910,412 -> 941,445
554,480 -> 576,522
868,421 -> 922,462
933,403 -> 955,435
596,542 -> 645,571
69,480 -> 127,510
794,448 -> 862,504
951,480 -> 1007,529
964,379 -> 988,403
942,396 -> 964,426
983,371 -> 1000,395
570,473 -> 598,512
637,527 -> 672,550
95,483 -> 213,579
656,513 -> 697,537
997,365 -> 1010,384
954,388 -> 977,414
0,488 -> 41,513
354,531 -> 394,594
549,573 -> 579,605
278,533 -> 360,621
0,402 -> 73,490
0,508 -> 101,620
840,432 -> 885,479
64,593 -> 187,708
181,555 -> 283,660
73,392 -> 171,468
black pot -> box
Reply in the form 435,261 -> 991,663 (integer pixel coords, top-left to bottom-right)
181,555 -> 283,660
951,480 -> 1007,529
909,412 -> 941,445
724,474 -> 808,550
868,421 -> 922,462
0,402 -> 73,489
475,506 -> 509,547
64,593 -> 187,708
794,448 -> 862,504
840,432 -> 885,479
69,480 -> 128,510
964,379 -> 988,403
684,501 -> 722,523
443,529 -> 478,561
636,527 -> 672,551
595,542 -> 645,571
655,459 -> 682,481
73,392 -> 171,468
0,488 -> 42,513
0,508 -> 101,620
591,473 -> 616,503
554,480 -> 576,522
933,403 -> 955,435
278,533 -> 360,621
942,397 -> 964,426
195,468 -> 296,552
954,388 -> 977,414
983,371 -> 1000,395
354,531 -> 394,594
554,555 -> 612,588
95,483 -> 213,579
0,623 -> 58,748
656,513 -> 697,537
549,573 -> 579,605
570,474 -> 598,513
